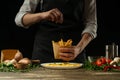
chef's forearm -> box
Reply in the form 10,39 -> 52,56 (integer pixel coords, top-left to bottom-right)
76,33 -> 92,53
22,13 -> 44,27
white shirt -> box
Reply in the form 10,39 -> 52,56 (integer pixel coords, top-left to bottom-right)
15,0 -> 97,39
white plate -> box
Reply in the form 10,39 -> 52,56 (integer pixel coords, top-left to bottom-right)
41,62 -> 83,69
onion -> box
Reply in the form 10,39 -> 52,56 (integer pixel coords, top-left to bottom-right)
14,63 -> 27,69
14,58 -> 32,69
18,58 -> 31,65
14,50 -> 23,62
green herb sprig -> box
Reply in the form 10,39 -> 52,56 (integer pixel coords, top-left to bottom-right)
0,63 -> 40,72
83,60 -> 109,71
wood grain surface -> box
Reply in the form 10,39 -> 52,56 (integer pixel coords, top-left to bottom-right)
0,67 -> 120,80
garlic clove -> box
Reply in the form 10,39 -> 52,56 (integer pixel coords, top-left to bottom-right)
113,57 -> 120,63
3,60 -> 11,65
110,60 -> 117,65
4,60 -> 11,63
10,59 -> 17,64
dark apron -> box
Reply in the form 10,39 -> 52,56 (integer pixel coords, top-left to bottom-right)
32,0 -> 86,63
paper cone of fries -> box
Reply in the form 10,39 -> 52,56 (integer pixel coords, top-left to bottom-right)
52,41 -> 60,59
52,39 -> 72,59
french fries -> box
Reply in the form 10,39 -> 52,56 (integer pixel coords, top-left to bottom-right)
58,39 -> 72,47
52,39 -> 73,59
64,39 -> 72,47
58,39 -> 64,47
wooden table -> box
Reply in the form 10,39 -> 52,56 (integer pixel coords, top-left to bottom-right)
0,67 -> 120,80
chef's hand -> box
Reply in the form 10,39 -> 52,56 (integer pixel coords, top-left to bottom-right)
59,46 -> 81,61
41,8 -> 63,24
59,33 -> 93,61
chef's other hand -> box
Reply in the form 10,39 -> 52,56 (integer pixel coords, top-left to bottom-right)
41,8 -> 63,24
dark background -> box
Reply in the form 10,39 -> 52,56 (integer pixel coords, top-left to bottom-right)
0,0 -> 119,59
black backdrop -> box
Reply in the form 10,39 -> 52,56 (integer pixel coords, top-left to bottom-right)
0,0 -> 119,58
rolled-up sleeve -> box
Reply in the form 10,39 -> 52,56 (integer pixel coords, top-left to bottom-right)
15,0 -> 39,28
82,0 -> 97,39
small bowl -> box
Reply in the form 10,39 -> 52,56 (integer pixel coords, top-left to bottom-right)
87,56 -> 104,63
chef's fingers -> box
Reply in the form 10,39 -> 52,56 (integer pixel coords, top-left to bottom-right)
54,8 -> 63,23
59,53 -> 74,61
48,8 -> 63,23
59,47 -> 74,53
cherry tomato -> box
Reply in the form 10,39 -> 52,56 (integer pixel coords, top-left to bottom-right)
95,57 -> 106,66
105,59 -> 112,63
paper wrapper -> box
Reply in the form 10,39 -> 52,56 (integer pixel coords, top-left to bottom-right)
52,39 -> 72,59
52,41 -> 61,59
